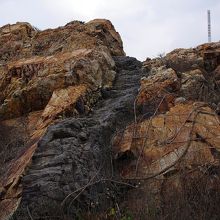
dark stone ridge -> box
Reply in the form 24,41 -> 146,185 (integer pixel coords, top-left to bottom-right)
14,57 -> 145,218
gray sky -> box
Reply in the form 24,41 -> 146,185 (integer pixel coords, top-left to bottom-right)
0,0 -> 219,60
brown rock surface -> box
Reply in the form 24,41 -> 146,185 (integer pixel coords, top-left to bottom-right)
0,18 -> 124,121
114,102 -> 220,178
0,19 -> 124,64
141,43 -> 220,112
0,19 -> 125,219
111,42 -> 220,218
113,102 -> 220,217
0,48 -> 116,119
137,67 -> 179,113
143,42 -> 220,73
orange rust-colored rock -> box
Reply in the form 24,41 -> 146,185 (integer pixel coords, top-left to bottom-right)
0,112 -> 46,220
143,42 -> 220,74
113,101 -> 220,218
114,43 -> 220,217
137,67 -> 179,113
0,48 -> 116,120
141,43 -> 220,110
113,102 -> 220,179
41,85 -> 88,121
0,19 -> 125,219
0,18 -> 124,120
0,19 -> 124,64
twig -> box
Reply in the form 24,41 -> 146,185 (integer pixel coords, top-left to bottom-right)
62,158 -> 136,214
102,178 -> 136,188
27,205 -> 34,220
62,166 -> 102,207
61,177 -> 136,209
67,174 -> 98,214
115,202 -> 121,219
34,216 -> 63,219
134,95 -> 167,176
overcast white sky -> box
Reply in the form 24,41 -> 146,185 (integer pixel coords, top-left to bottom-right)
0,0 -> 219,60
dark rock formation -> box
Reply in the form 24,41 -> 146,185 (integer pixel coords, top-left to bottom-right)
10,57 -> 145,219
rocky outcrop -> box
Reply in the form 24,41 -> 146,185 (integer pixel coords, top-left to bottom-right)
0,18 -> 125,120
0,48 -> 116,120
143,42 -> 220,73
142,43 -> 220,107
113,101 -> 220,219
114,102 -> 220,178
1,17 -> 220,220
0,19 -> 124,64
112,43 -> 220,219
137,67 -> 179,114
0,19 -> 125,220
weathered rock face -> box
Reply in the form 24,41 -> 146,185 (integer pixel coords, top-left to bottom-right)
0,18 -> 123,176
1,17 -> 220,220
113,102 -> 220,218
111,43 -> 220,219
0,19 -> 125,220
9,57 -> 144,220
0,19 -> 124,64
0,48 -> 116,119
0,20 -> 122,110
143,42 -> 220,73
114,102 -> 220,178
0,18 -> 125,120
141,43 -> 220,109
137,67 -> 179,114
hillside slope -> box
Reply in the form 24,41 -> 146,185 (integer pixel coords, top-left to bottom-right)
0,19 -> 220,219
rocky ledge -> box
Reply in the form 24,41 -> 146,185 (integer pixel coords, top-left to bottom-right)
0,19 -> 220,220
